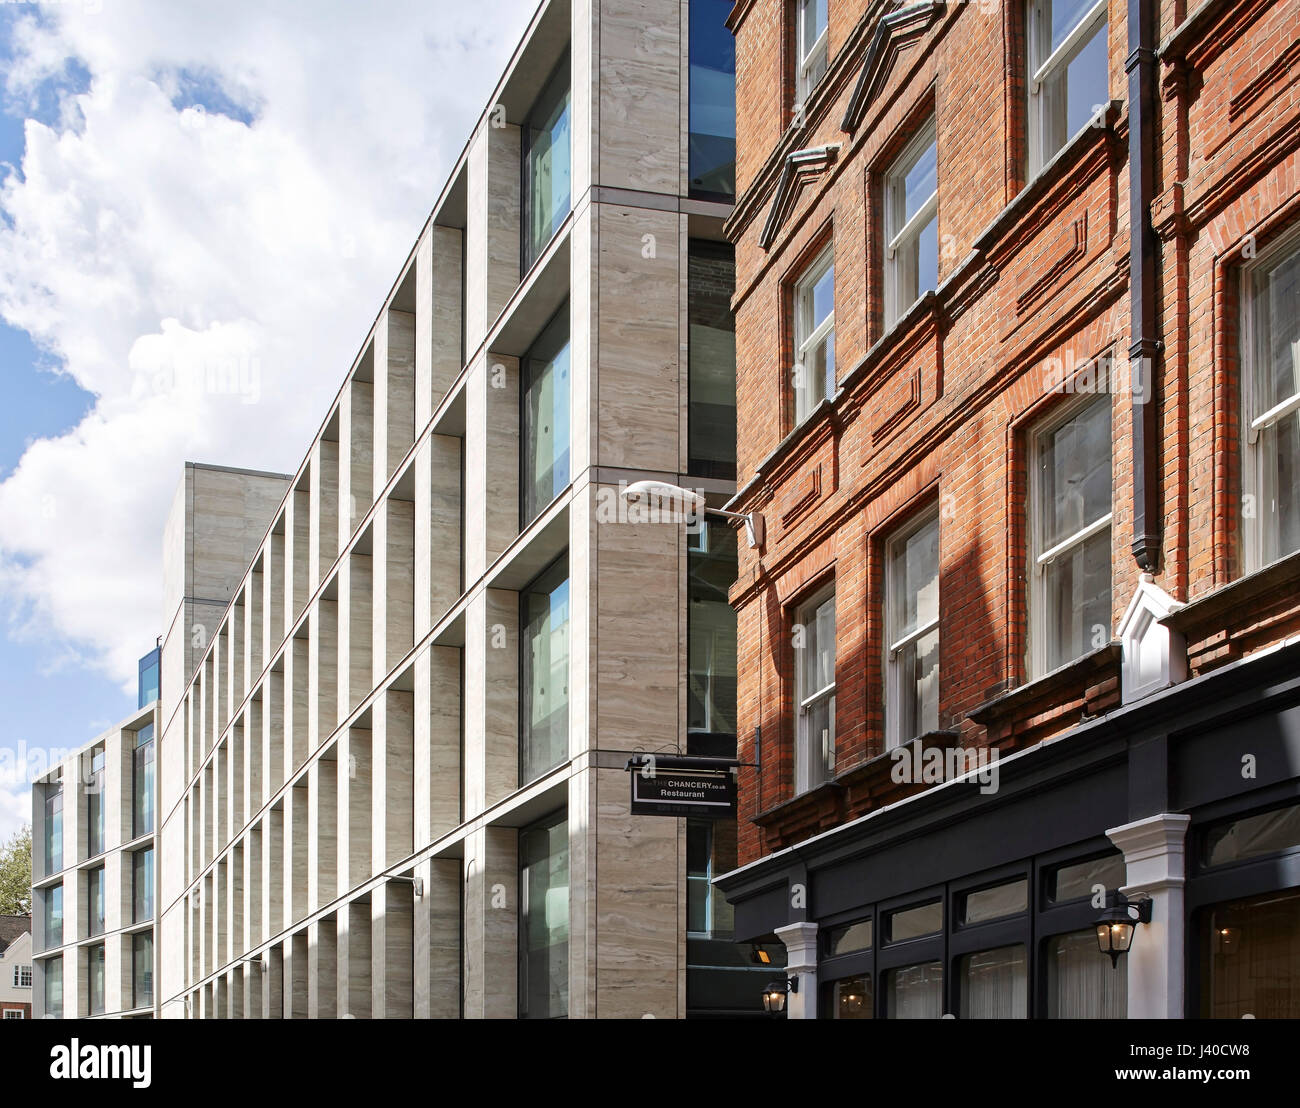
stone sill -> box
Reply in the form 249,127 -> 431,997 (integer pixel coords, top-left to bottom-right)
1162,548 -> 1300,638
967,642 -> 1122,728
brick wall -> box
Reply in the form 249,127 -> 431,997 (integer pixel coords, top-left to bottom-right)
726,0 -> 1300,865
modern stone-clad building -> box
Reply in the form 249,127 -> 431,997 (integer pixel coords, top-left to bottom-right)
30,702 -> 159,1020
717,0 -> 1300,1018
30,463 -> 289,1019
52,0 -> 769,1019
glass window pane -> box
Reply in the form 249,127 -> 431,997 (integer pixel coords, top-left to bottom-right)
826,918 -> 873,956
519,814 -> 569,1019
1048,852 -> 1125,903
1203,888 -> 1300,1018
44,956 -> 62,1018
810,261 -> 834,329
522,307 -> 571,527
1045,928 -> 1127,1018
88,867 -> 105,936
1253,246 -> 1300,412
524,60 -> 572,270
832,973 -> 873,1019
959,944 -> 1027,1018
886,899 -> 943,942
1064,23 -> 1108,140
521,561 -> 570,785
904,141 -> 937,224
1042,523 -> 1111,670
892,516 -> 940,639
884,961 -> 943,1018
134,849 -> 155,922
45,786 -> 62,873
133,932 -> 153,1009
962,879 -> 1028,924
688,0 -> 736,198
46,885 -> 63,949
1260,412 -> 1300,561
88,944 -> 106,1016
687,240 -> 737,479
1037,395 -> 1112,549
688,521 -> 738,737
1050,0 -> 1100,51
1204,805 -> 1300,868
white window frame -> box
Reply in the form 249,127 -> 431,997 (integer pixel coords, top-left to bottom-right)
796,0 -> 829,108
1027,0 -> 1108,177
885,509 -> 941,750
1242,231 -> 1300,572
884,121 -> 939,330
13,964 -> 31,988
793,246 -> 835,425
3,1009 -> 24,1019
795,586 -> 836,794
1028,391 -> 1113,678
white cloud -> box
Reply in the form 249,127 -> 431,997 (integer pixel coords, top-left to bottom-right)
0,0 -> 537,690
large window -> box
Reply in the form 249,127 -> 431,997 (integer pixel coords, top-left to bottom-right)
688,520 -> 738,744
689,0 -> 736,198
795,0 -> 829,108
87,943 -> 105,1016
688,240 -> 737,480
87,865 -> 105,937
1027,0 -> 1109,176
520,558 -> 570,785
1242,234 -> 1300,569
133,932 -> 154,1009
884,961 -> 943,1018
134,848 -> 154,923
43,956 -> 62,1019
883,121 -> 939,329
792,247 -> 835,426
44,783 -> 62,874
45,884 -> 63,949
87,744 -> 105,857
521,306 -> 571,528
519,812 -> 569,1019
885,509 -> 940,748
794,588 -> 836,794
522,56 -> 572,272
134,722 -> 155,838
1029,393 -> 1112,676
1201,889 -> 1300,1020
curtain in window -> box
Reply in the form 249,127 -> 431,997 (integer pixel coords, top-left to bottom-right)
1045,929 -> 1127,1018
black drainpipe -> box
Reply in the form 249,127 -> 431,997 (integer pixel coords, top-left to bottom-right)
1127,0 -> 1161,572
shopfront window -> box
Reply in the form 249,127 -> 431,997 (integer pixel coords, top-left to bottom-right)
884,960 -> 943,1018
959,944 -> 1027,1018
1044,928 -> 1127,1018
1201,887 -> 1300,1019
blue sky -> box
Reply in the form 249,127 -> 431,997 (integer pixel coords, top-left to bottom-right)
0,8 -> 134,835
0,0 -> 535,839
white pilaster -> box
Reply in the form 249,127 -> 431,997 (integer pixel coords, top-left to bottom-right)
774,921 -> 819,1019
1106,813 -> 1191,1019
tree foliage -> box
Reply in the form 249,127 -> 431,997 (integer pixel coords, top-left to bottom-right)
0,826 -> 32,916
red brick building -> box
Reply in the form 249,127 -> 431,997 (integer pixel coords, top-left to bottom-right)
717,0 -> 1300,1019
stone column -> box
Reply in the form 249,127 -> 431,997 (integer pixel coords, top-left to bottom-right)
1106,813 -> 1191,1019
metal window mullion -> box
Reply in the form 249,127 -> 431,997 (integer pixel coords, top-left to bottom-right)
1030,0 -> 1107,92
1035,511 -> 1112,568
887,615 -> 940,658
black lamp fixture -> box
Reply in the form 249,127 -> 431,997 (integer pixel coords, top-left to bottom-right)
761,976 -> 798,1015
1094,893 -> 1153,967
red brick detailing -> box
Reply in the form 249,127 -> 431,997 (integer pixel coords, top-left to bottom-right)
728,0 -> 1300,868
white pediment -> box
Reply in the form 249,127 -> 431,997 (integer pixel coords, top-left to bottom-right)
1118,574 -> 1188,703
